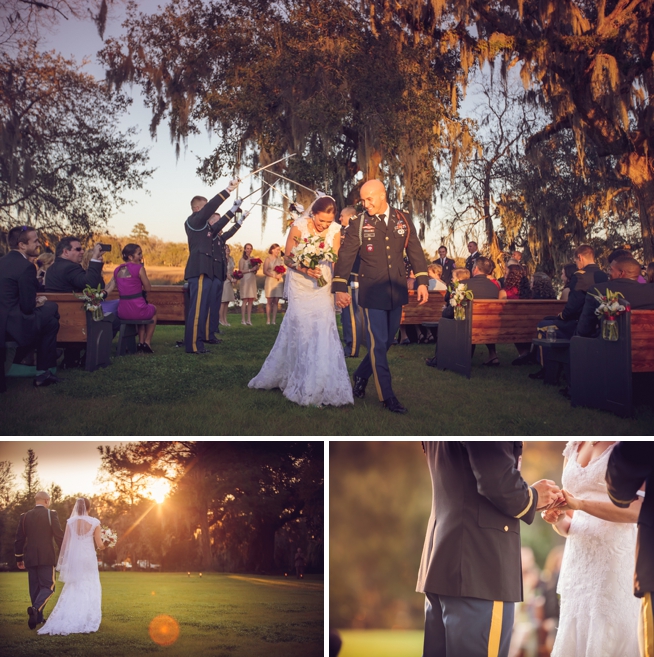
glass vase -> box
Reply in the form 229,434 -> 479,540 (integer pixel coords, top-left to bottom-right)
454,304 -> 466,321
601,318 -> 618,341
91,305 -> 104,322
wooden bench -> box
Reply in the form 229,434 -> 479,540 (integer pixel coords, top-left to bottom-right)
570,309 -> 654,417
400,290 -> 447,325
436,299 -> 566,378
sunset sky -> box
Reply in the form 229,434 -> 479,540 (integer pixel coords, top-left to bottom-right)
0,441 -> 126,497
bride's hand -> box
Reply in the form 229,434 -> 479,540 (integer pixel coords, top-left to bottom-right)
305,267 -> 322,279
541,508 -> 565,524
561,488 -> 582,511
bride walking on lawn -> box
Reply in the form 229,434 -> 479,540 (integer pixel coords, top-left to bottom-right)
38,498 -> 105,636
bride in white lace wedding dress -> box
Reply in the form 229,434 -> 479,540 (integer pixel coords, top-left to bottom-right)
38,498 -> 103,635
248,196 -> 353,407
544,441 -> 642,657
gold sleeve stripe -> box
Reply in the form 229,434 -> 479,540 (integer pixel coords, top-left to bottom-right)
514,486 -> 533,519
414,271 -> 428,277
333,277 -> 348,283
15,553 -> 24,557
607,489 -> 635,506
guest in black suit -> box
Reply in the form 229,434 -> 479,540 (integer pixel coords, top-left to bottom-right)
465,241 -> 482,274
418,442 -> 562,657
15,490 -> 65,628
433,246 -> 455,286
0,226 -> 61,387
44,236 -> 105,293
576,256 -> 654,337
606,442 -> 653,657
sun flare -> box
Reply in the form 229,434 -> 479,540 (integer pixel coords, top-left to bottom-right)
147,479 -> 170,504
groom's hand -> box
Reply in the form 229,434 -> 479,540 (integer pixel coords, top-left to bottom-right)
531,479 -> 563,510
416,284 -> 428,305
17,561 -> 25,570
335,291 -> 351,308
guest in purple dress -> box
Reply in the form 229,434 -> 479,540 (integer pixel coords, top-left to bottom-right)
111,243 -> 157,353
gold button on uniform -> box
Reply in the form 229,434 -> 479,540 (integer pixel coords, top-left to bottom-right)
504,526 -> 508,532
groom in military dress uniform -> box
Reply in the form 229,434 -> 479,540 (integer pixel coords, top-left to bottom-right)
417,442 -> 562,657
333,179 -> 429,414
15,491 -> 65,629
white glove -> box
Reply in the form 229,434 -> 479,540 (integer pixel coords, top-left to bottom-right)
227,178 -> 240,192
294,203 -> 304,214
230,198 -> 243,213
236,210 -> 250,226
315,190 -> 325,198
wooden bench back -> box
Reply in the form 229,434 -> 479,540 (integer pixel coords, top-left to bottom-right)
400,290 -> 446,324
42,286 -> 187,342
631,310 -> 654,372
470,299 -> 566,344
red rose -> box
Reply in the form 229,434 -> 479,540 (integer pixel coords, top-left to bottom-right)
319,242 -> 325,248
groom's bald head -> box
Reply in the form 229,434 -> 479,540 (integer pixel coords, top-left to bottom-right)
35,491 -> 50,506
360,180 -> 387,216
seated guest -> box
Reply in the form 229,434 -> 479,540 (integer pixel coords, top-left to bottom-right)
559,262 -> 577,302
576,256 -> 654,337
44,237 -> 105,293
647,262 -> 654,284
107,244 -> 157,353
499,264 -> 531,299
428,264 -> 447,291
530,245 -> 608,380
0,226 -> 61,387
450,267 -> 470,285
531,271 -> 557,300
35,253 -> 55,291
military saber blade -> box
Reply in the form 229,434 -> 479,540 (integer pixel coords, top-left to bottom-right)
242,180 -> 279,214
239,185 -> 264,202
239,153 -> 296,182
264,169 -> 317,195
262,179 -> 294,204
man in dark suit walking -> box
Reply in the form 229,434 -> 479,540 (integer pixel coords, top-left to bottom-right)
417,442 -> 562,657
433,246 -> 455,286
0,226 -> 61,388
333,180 -> 429,414
44,237 -> 105,293
576,256 -> 654,337
15,490 -> 65,628
184,179 -> 240,353
606,442 -> 653,657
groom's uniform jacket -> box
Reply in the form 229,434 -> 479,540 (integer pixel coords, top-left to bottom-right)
332,208 -> 428,309
15,505 -> 64,567
417,441 -> 537,602
606,441 -> 654,597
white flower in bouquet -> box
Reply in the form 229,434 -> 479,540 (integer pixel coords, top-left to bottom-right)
290,235 -> 338,287
100,526 -> 118,548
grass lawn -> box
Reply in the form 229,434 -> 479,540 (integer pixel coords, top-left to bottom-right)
337,629 -> 423,657
1,315 -> 653,435
0,571 -> 323,657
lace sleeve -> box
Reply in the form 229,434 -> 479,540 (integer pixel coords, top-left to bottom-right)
562,441 -> 580,460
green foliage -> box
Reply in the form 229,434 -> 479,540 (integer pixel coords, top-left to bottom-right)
0,45 -> 153,243
0,572 -> 323,657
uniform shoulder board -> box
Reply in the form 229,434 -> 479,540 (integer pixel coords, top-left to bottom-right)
575,269 -> 585,274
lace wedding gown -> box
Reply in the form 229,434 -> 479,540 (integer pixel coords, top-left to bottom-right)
551,441 -> 639,657
248,217 -> 354,406
38,515 -> 102,635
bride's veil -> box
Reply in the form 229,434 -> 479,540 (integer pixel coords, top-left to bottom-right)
57,498 -> 94,583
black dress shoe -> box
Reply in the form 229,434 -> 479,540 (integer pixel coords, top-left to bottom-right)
528,368 -> 546,380
425,357 -> 438,368
352,376 -> 368,398
34,372 -> 63,387
206,338 -> 223,345
141,343 -> 154,354
194,348 -> 212,354
28,606 -> 37,629
383,396 -> 408,414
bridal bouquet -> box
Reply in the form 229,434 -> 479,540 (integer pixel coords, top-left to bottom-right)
274,265 -> 286,275
231,269 -> 244,281
290,235 -> 338,287
448,282 -> 474,320
100,526 -> 118,548
77,284 -> 105,321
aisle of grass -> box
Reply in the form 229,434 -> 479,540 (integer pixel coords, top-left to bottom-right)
337,629 -> 423,657
0,572 -> 323,657
1,315 -> 653,435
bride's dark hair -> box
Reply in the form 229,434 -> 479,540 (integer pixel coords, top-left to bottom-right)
311,196 -> 337,215
82,497 -> 91,512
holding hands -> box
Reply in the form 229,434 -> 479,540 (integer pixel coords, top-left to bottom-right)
532,479 -> 565,510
